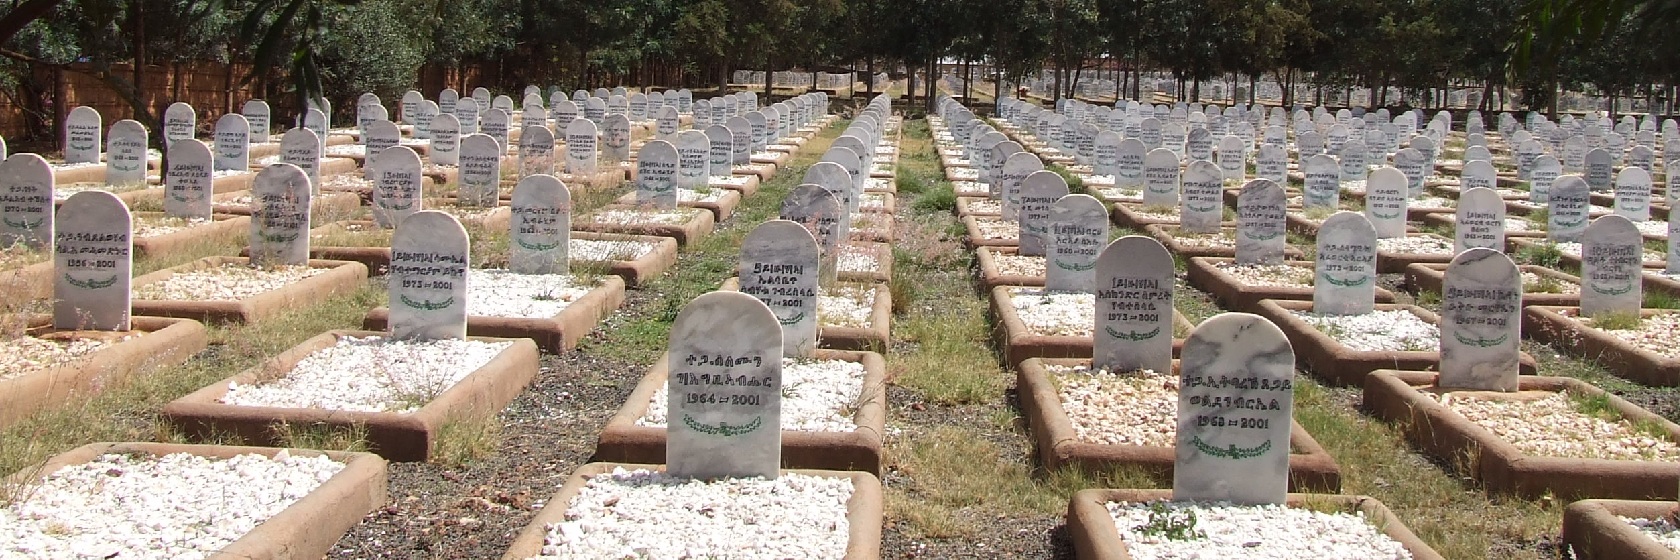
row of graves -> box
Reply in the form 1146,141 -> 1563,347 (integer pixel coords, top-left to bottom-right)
0,87 -> 949,558
931,91 -> 1680,559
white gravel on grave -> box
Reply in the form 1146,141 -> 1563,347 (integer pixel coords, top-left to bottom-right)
971,216 -> 1019,240
1423,391 -> 1680,461
953,181 -> 989,196
135,263 -> 327,301
220,335 -> 514,413
1623,516 -> 1680,554
1049,365 -> 1178,446
865,177 -> 894,192
948,168 -> 979,181
1106,500 -> 1413,560
134,216 -> 213,238
708,175 -> 754,188
1083,174 -> 1117,187
639,357 -> 865,432
963,198 -> 1001,214
324,144 -> 366,157
1167,229 -> 1236,249
1340,179 -> 1368,194
1215,261 -> 1313,287
1503,217 -> 1540,232
571,239 -> 656,261
532,468 -> 853,560
1588,311 -> 1680,358
432,204 -> 504,223
1377,235 -> 1454,255
859,193 -> 889,211
944,158 -> 973,167
672,188 -> 727,203
837,245 -> 882,274
467,269 -> 592,319
1412,195 -> 1456,209
52,182 -> 151,201
320,174 -> 374,191
585,208 -> 693,225
0,336 -> 126,381
1554,242 -> 1665,263
0,451 -> 344,560
1290,309 -> 1439,352
1494,188 -> 1529,199
818,285 -> 876,328
49,161 -> 102,171
994,253 -> 1045,277
1126,205 -> 1182,222
1008,287 -> 1093,337
869,164 -> 892,176
1633,220 -> 1669,238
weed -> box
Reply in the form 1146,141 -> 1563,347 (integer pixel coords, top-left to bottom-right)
1646,290 -> 1680,309
1514,242 -> 1562,269
1589,310 -> 1643,330
1525,273 -> 1565,294
1132,502 -> 1206,541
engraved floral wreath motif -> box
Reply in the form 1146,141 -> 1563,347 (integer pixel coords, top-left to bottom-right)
1105,326 -> 1161,341
683,414 -> 763,437
1320,274 -> 1370,287
515,238 -> 563,251
1190,436 -> 1272,460
399,295 -> 455,311
776,311 -> 805,326
65,274 -> 119,289
1453,332 -> 1509,347
1054,259 -> 1095,272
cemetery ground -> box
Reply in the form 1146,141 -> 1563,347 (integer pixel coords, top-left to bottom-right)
4,114 -> 1679,560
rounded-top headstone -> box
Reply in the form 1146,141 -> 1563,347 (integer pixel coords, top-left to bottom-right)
0,153 -> 54,248
1045,194 -> 1108,293
249,163 -> 313,266
1580,214 -> 1645,317
1364,167 -> 1409,239
1173,312 -> 1294,505
64,106 -> 102,164
1454,187 -> 1506,254
164,138 -> 214,219
739,219 -> 821,357
1016,170 -> 1070,257
665,291 -> 784,479
53,190 -> 132,331
1313,211 -> 1378,316
509,174 -> 571,275
1437,247 -> 1522,391
370,146 -> 424,229
1094,236 -> 1175,374
1548,175 -> 1591,243
389,210 -> 470,341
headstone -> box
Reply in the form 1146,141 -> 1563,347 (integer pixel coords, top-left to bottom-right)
1313,212 -> 1378,315
1579,215 -> 1645,317
635,140 -> 680,209
1548,175 -> 1591,243
1461,160 -> 1497,192
780,184 -> 845,279
1392,148 -> 1427,197
1584,148 -> 1614,191
1235,179 -> 1287,264
362,120 -> 402,179
509,174 -> 571,275
457,134 -> 502,207
401,90 -> 423,124
674,130 -> 710,189
1339,139 -> 1368,178
1216,135 -> 1246,182
0,154 -> 53,248
1141,148 -> 1179,206
53,191 -> 130,331
455,98 -> 481,134
1180,160 -> 1224,233
105,120 -> 149,186
1017,170 -> 1070,256
481,108 -> 511,152
739,220 -> 820,357
1302,154 -> 1340,208
1435,248 -> 1523,391
1255,144 -> 1287,185
1046,194 -> 1108,293
705,124 -> 733,177
211,114 -> 250,171
564,118 -> 598,175
164,139 -> 213,219
438,88 -> 459,115
603,114 -> 632,163
1117,140 -> 1148,189
163,102 -> 195,148
64,106 -> 102,164
389,210 -> 469,340
1093,131 -> 1121,177
1093,236 -> 1175,374
1530,155 -> 1561,203
1186,128 -> 1213,161
665,291 -> 783,479
370,147 -> 424,229
248,163 -> 312,266
998,152 -> 1043,221
1454,187 -> 1506,254
1173,312 -> 1294,505
279,128 -> 323,189
519,125 -> 557,177
243,100 -> 272,143
428,113 -> 462,167
1365,167 -> 1409,238
1613,167 -> 1652,222
657,106 -> 680,140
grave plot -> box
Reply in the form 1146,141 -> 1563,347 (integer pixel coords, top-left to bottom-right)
211,189 -> 362,221
1405,262 -> 1583,307
956,195 -> 1001,217
363,182 -> 627,352
1185,257 -> 1398,314
1256,300 -> 1539,385
1063,313 -> 1444,560
1524,215 -> 1680,386
573,205 -> 715,247
1419,211 -> 1549,241
1366,370 -> 1680,500
1510,237 -> 1669,271
501,292 -> 884,559
836,241 -> 892,284
0,442 -> 387,559
164,211 -> 539,461
718,277 -> 891,351
1375,232 -> 1459,273
1141,224 -> 1305,260
1562,499 -> 1680,560
1112,202 -> 1235,230
0,191 -> 208,429
128,212 -> 251,258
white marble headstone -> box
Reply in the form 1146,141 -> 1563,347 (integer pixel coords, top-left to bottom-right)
429,113 -> 462,167
1094,236 -> 1174,374
602,114 -> 632,163
105,120 -> 148,186
389,210 -> 469,340
64,106 -> 101,164
249,163 -> 312,266
164,139 -> 213,219
1140,148 -> 1178,206
53,191 -> 131,331
457,133 -> 502,207
1613,168 -> 1652,222
739,220 -> 820,357
1548,175 -> 1591,243
1173,312 -> 1294,505
1046,194 -> 1108,293
371,146 -> 424,229
1235,179 -> 1287,264
1180,160 -> 1223,233
1437,248 -> 1522,391
1314,211 -> 1378,315
279,128 -> 323,190
665,291 -> 784,479
212,114 -> 251,171
243,100 -> 272,143
564,118 -> 598,175
509,174 -> 570,275
519,125 -> 557,178
1016,170 -> 1069,257
1580,215 -> 1645,317
635,140 -> 680,209
163,102 -> 195,148
1365,167 -> 1409,239
1454,187 -> 1506,254
0,153 -> 53,248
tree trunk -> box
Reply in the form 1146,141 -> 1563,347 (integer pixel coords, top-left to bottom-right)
764,55 -> 772,97
53,65 -> 66,152
866,57 -> 875,97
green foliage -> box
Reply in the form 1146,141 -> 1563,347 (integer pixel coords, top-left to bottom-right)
1132,502 -> 1206,541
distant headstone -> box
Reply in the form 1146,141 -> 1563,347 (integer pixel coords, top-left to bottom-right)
1461,160 -> 1497,192
564,118 -> 598,175
509,174 -> 571,275
1235,179 -> 1287,264
1579,215 -> 1645,317
0,154 -> 53,248
163,102 -> 195,148
1046,194 -> 1108,293
429,113 -> 462,167
602,114 -> 632,163
1454,187 -> 1506,254
212,114 -> 250,171
1530,155 -> 1561,203
1017,170 -> 1070,257
371,147 -> 424,229
481,109 -> 512,152
1613,168 -> 1652,222
635,140 -> 680,209
389,210 -> 470,340
455,98 -> 481,134
705,125 -> 733,177
780,184 -> 845,280
1180,160 -> 1224,233
248,163 -> 312,266
279,128 -> 323,189
998,152 -> 1043,221
243,100 -> 272,143
1339,139 -> 1368,178
1392,148 -> 1427,197
1548,175 -> 1591,243
457,134 -> 503,207
739,220 -> 820,357
53,191 -> 131,331
64,106 -> 102,164
1141,148 -> 1179,206
1094,236 -> 1175,374
1437,248 -> 1523,391
164,139 -> 213,219
1365,167 -> 1409,238
1584,148 -> 1614,191
1173,312 -> 1294,505
1255,144 -> 1287,185
1216,135 -> 1246,182
1117,140 -> 1148,189
519,125 -> 557,178
1313,211 -> 1378,315
105,120 -> 149,186
1302,154 -> 1340,208
657,106 -> 680,140
665,291 -> 783,479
